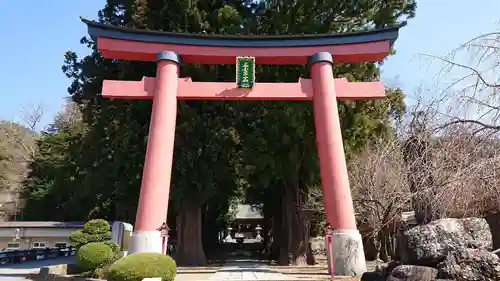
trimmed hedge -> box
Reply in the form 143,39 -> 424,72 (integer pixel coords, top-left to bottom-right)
76,242 -> 115,271
108,252 -> 176,281
104,240 -> 120,254
83,219 -> 110,234
71,219 -> 112,249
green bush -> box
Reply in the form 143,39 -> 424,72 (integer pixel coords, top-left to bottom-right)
104,240 -> 120,254
71,219 -> 112,249
92,267 -> 106,279
79,255 -> 118,279
108,252 -> 176,281
83,219 -> 110,234
91,258 -> 116,279
76,242 -> 115,271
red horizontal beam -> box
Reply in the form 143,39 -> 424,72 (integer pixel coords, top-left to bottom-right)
102,77 -> 385,100
97,37 -> 390,65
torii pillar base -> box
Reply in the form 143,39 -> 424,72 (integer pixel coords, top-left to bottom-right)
130,232 -> 163,254
328,230 -> 366,276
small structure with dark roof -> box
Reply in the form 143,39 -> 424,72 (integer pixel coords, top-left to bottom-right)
228,204 -> 264,241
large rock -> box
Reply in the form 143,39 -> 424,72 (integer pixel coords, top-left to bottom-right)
397,217 -> 492,265
387,265 -> 438,281
360,271 -> 385,281
375,260 -> 404,275
437,248 -> 500,281
38,263 -> 81,276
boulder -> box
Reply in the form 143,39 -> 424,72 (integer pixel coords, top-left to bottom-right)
437,248 -> 500,281
397,218 -> 492,265
360,271 -> 385,281
375,260 -> 404,275
367,261 -> 405,281
39,264 -> 69,277
387,265 -> 438,281
33,263 -> 86,281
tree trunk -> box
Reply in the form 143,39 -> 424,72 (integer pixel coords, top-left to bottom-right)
175,201 -> 207,266
268,215 -> 276,259
201,204 -> 220,260
403,136 -> 435,224
283,183 -> 314,265
277,191 -> 289,265
262,202 -> 272,256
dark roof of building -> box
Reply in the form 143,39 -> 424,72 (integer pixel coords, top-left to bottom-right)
0,221 -> 85,228
81,18 -> 405,48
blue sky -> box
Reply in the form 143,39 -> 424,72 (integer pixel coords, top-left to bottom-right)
0,1 -> 499,129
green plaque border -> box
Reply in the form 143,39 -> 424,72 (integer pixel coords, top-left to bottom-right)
236,56 -> 256,88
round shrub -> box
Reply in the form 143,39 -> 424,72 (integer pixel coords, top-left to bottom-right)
76,242 -> 115,271
108,252 -> 176,281
72,219 -> 112,249
83,219 -> 110,235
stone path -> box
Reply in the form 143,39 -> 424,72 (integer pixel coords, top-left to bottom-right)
208,259 -> 295,281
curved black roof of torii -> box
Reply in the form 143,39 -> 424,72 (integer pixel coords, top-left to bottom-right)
81,18 -> 405,48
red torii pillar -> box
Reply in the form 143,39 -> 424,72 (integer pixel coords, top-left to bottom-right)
310,53 -> 365,274
129,52 -> 180,254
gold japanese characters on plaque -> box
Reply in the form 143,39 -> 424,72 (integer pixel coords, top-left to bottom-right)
236,56 -> 256,88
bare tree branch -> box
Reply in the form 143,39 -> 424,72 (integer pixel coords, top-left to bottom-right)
419,29 -> 500,136
0,103 -> 45,162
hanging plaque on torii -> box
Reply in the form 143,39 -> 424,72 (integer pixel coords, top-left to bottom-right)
236,56 -> 255,88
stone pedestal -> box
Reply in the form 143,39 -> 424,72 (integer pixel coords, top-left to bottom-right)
129,231 -> 163,254
329,229 -> 367,276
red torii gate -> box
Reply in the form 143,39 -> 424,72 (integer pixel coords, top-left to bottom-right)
82,18 -> 403,276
